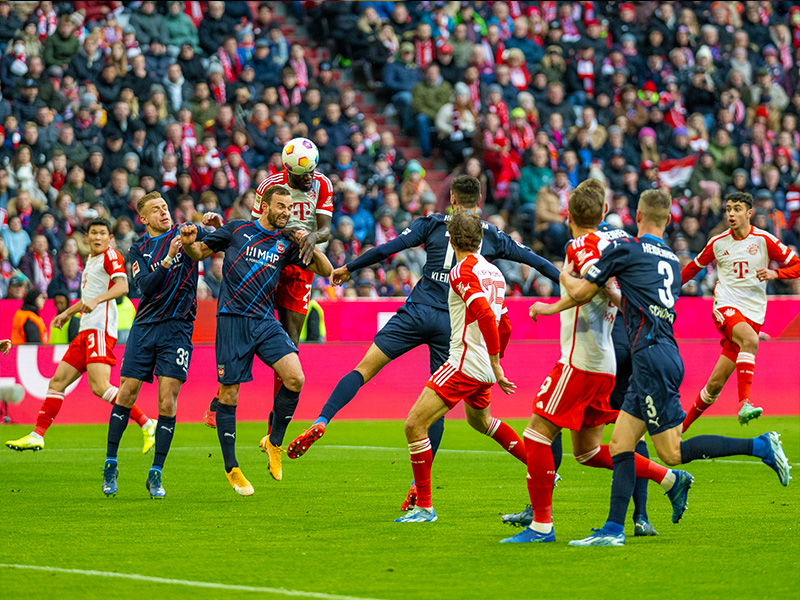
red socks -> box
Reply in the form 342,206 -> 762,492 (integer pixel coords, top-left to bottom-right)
683,387 -> 718,432
576,445 -> 669,484
487,418 -> 526,463
34,389 -> 65,436
408,438 -> 433,508
523,428 -> 554,524
735,352 -> 755,409
130,405 -> 150,427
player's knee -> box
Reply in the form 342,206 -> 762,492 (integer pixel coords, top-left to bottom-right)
404,417 -> 424,440
88,379 -> 109,397
658,447 -> 682,466
283,372 -> 305,392
705,380 -> 724,397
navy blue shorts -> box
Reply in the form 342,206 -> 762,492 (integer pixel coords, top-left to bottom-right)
373,302 -> 450,374
622,342 -> 686,435
120,320 -> 194,383
215,314 -> 297,385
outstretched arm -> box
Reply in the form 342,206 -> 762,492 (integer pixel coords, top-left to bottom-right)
529,294 -> 580,321
181,224 -> 216,261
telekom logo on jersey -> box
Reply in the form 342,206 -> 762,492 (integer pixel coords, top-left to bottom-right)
733,261 -> 749,279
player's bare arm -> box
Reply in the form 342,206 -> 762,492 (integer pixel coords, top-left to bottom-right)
603,279 -> 622,308
202,212 -> 224,230
560,270 -> 601,304
180,224 -> 215,261
304,247 -> 333,277
297,214 -> 332,266
491,354 -> 516,395
529,295 -> 580,322
52,299 -> 85,329
83,277 -> 128,313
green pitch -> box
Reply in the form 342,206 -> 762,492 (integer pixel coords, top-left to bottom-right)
1,417 -> 798,600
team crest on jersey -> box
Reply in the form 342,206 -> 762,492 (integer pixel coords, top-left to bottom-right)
276,239 -> 287,254
748,244 -> 758,255
724,308 -> 736,317
218,365 -> 225,378
307,189 -> 317,202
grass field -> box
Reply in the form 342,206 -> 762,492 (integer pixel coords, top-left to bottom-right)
1,416 -> 798,600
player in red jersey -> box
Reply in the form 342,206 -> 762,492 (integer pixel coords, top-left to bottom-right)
6,219 -> 156,452
395,211 -> 526,523
681,192 -> 800,430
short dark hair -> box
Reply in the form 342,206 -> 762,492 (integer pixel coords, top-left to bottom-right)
262,185 -> 291,205
725,191 -> 753,209
569,179 -> 606,228
450,175 -> 481,208
137,190 -> 163,215
88,218 -> 111,233
447,210 -> 483,252
638,189 -> 672,225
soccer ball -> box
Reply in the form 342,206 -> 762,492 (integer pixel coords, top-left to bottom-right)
282,137 -> 319,175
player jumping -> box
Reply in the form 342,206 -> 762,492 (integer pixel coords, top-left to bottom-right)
102,192 -> 217,498
558,190 -> 791,547
6,219 -> 156,453
681,192 -> 800,430
181,185 -> 332,494
203,140 -> 332,441
286,175 -> 559,508
396,210 -> 523,523
500,180 -> 691,543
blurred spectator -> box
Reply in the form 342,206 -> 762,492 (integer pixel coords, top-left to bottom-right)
11,288 -> 47,344
412,63 -> 452,158
18,233 -> 54,293
48,253 -> 81,300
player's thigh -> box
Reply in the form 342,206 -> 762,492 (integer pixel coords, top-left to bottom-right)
609,411 -> 647,455
372,304 -> 427,368
271,352 -> 305,391
354,343 -> 393,383
572,424 -> 604,456
154,321 -> 194,382
49,360 -> 83,392
405,386 -> 450,439
216,315 -> 257,385
650,424 -> 684,466
731,320 -> 759,352
464,404 -> 492,432
425,306 -> 452,374
278,306 -> 306,347
86,362 -> 112,396
156,376 -> 183,417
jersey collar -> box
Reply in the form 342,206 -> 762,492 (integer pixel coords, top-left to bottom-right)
253,220 -> 279,235
640,233 -> 665,244
144,225 -> 175,241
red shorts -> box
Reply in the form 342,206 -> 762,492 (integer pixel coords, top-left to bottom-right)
533,362 -> 617,430
275,264 -> 313,315
713,307 -> 761,362
426,363 -> 493,410
62,330 -> 117,372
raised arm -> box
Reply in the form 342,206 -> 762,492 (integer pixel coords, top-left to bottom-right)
681,239 -> 716,284
305,247 -> 333,277
180,224 -> 216,261
494,230 -> 561,283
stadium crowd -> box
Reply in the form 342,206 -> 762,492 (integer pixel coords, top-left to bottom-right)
2,0 -> 800,333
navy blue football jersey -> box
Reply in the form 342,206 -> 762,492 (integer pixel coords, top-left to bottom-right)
597,221 -> 633,350
129,223 -> 207,323
584,234 -> 682,353
203,220 -> 304,320
346,213 -> 559,310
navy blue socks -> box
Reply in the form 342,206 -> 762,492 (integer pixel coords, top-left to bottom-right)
317,370 -> 364,424
680,435 -> 754,464
606,451 -> 635,530
270,385 -> 300,446
216,402 -> 238,472
106,404 -> 132,461
153,415 -> 176,469
632,439 -> 650,520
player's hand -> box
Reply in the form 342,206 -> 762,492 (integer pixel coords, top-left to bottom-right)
331,266 -> 351,285
281,226 -> 303,243
180,224 -> 197,246
167,234 -> 182,258
493,365 -> 517,395
202,212 -> 223,229
756,268 -> 778,281
297,231 -> 315,265
52,313 -> 68,329
529,302 -> 549,322
82,297 -> 99,313
0,339 -> 11,355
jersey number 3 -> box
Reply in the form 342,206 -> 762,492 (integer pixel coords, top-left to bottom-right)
657,260 -> 675,308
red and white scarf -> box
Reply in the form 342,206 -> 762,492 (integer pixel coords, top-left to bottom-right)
166,138 -> 192,170
290,58 -> 309,90
278,85 -> 302,109
184,1 -> 204,27
52,170 -> 66,191
182,121 -> 198,148
211,80 -> 226,104
577,58 -> 596,97
750,141 -> 773,185
218,48 -> 242,83
415,38 -> 435,68
223,160 -> 251,195
161,167 -> 177,190
487,99 -> 509,129
36,9 -> 57,42
510,123 -> 534,152
34,251 -> 54,290
468,80 -> 481,112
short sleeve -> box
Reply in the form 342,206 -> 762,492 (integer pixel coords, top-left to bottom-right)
104,249 -> 127,279
203,221 -> 238,253
568,234 -> 609,277
583,241 -> 629,286
449,260 -> 485,307
764,234 -> 796,264
316,174 -> 334,217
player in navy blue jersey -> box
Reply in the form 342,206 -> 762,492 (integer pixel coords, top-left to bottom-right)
180,185 -> 332,495
501,210 -> 659,537
102,191 -> 218,499
286,175 -> 560,510
558,190 -> 791,547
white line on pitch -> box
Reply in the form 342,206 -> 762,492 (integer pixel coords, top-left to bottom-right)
9,443 -> 799,466
0,564 -> 386,600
